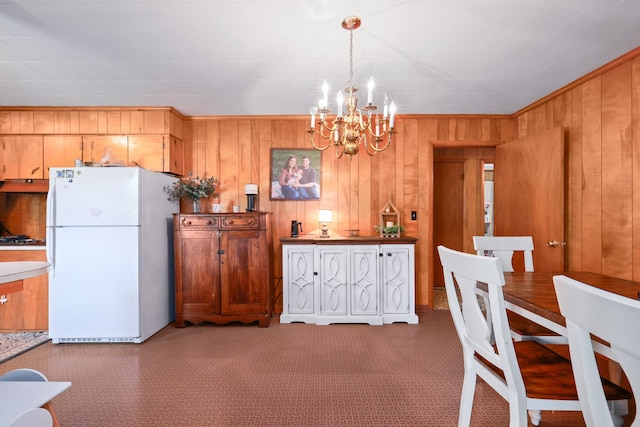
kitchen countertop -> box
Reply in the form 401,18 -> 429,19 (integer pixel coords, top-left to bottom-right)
0,261 -> 51,285
0,245 -> 46,251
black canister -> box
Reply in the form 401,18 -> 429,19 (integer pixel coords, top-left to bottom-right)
291,220 -> 303,237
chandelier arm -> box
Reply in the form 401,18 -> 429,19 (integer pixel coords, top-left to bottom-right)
308,128 -> 333,151
364,131 -> 394,156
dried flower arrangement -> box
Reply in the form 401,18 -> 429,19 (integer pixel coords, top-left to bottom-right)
164,174 -> 219,202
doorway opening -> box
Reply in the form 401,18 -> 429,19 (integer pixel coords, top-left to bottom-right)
483,163 -> 494,236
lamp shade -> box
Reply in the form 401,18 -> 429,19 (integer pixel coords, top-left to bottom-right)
318,209 -> 332,223
244,184 -> 258,195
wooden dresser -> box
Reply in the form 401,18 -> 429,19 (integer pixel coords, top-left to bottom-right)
173,213 -> 273,327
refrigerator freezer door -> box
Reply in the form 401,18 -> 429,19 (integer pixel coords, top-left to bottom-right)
50,167 -> 140,227
49,226 -> 141,342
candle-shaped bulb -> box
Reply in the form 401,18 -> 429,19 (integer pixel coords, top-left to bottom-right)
389,102 -> 396,128
337,91 -> 344,117
309,107 -> 317,129
367,77 -> 374,104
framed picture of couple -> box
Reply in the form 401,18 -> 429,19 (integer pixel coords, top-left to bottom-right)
270,148 -> 322,200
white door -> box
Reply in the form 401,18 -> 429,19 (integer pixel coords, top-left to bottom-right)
349,247 -> 378,316
49,226 -> 140,340
50,167 -> 140,227
319,247 -> 348,316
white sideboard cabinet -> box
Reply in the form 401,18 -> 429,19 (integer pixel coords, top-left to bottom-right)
280,237 -> 419,325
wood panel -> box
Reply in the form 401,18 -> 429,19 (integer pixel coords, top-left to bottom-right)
601,63 -> 633,279
633,58 -> 640,282
512,53 -> 640,282
0,250 -> 48,331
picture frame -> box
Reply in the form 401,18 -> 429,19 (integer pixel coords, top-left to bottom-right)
270,148 -> 322,200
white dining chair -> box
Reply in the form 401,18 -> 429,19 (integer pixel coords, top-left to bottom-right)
0,368 -> 48,382
554,275 -> 640,427
0,368 -> 59,427
473,235 -> 564,344
473,235 -> 534,272
437,245 -> 631,426
8,407 -> 53,427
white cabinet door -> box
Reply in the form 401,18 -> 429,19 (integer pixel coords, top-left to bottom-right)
318,247 -> 348,316
281,245 -> 316,323
349,247 -> 379,316
318,245 -> 381,325
381,244 -> 418,324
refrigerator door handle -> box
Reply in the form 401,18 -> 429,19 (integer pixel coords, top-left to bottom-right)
46,180 -> 55,275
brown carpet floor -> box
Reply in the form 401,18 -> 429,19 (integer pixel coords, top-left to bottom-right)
0,310 -> 606,426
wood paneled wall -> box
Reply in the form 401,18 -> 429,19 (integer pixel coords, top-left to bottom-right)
0,107 -> 184,138
5,46 -> 639,313
184,116 -> 512,311
512,53 -> 640,282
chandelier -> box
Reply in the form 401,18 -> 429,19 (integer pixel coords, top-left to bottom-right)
308,16 -> 396,160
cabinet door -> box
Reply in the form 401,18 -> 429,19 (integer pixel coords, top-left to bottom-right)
84,135 -> 128,165
166,136 -> 184,175
381,245 -> 412,315
0,250 -> 48,331
219,229 -> 267,315
44,135 -> 83,170
319,247 -> 348,316
128,135 -> 165,171
2,135 -> 44,179
283,245 -> 315,315
175,230 -> 220,316
349,247 -> 379,316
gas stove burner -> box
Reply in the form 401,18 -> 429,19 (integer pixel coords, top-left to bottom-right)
0,235 -> 44,245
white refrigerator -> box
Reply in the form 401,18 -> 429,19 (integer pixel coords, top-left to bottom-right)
46,166 -> 178,344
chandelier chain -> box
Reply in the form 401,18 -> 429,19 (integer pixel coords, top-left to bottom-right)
348,30 -> 354,88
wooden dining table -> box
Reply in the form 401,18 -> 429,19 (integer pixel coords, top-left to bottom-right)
490,271 -> 640,358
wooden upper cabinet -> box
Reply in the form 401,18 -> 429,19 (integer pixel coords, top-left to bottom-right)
1,135 -> 44,179
83,135 -> 128,165
129,135 -> 184,175
44,135 -> 83,171
166,135 -> 184,175
129,110 -> 167,135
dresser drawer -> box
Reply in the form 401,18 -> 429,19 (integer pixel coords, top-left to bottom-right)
175,215 -> 219,229
219,214 -> 261,229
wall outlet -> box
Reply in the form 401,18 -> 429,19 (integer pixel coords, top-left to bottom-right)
411,211 -> 417,220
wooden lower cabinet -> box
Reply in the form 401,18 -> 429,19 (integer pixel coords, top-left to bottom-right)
0,250 -> 48,331
173,213 -> 273,327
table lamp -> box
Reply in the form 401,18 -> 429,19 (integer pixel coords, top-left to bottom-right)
318,209 -> 332,238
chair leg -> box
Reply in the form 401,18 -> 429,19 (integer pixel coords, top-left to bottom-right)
42,402 -> 60,427
527,409 -> 541,426
458,371 -> 477,427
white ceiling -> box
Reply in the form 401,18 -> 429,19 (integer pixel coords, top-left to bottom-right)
1,0 -> 640,117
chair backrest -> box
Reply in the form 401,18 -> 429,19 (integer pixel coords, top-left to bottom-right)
8,408 -> 53,427
0,368 -> 48,382
473,236 -> 534,272
554,275 -> 640,427
437,245 -> 525,398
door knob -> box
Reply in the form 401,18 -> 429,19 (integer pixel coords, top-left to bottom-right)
546,240 -> 566,248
